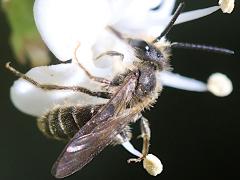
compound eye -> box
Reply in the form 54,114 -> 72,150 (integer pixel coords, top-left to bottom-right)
157,53 -> 161,58
130,40 -> 149,51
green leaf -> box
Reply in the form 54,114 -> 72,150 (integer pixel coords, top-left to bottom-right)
2,0 -> 50,66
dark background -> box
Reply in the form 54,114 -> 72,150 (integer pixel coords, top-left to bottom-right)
0,1 -> 239,180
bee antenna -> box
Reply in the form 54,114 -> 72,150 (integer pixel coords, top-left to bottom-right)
171,42 -> 235,55
153,2 -> 185,43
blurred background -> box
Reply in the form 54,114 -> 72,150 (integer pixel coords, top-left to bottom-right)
0,1 -> 239,180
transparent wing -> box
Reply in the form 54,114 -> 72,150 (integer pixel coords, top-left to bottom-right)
52,110 -> 140,178
51,72 -> 140,178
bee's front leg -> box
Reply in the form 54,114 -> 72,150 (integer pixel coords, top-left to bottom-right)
95,51 -> 124,61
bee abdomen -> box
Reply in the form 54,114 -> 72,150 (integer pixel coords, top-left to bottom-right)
37,104 -> 103,140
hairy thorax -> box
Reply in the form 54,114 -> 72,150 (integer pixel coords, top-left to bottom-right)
131,64 -> 162,111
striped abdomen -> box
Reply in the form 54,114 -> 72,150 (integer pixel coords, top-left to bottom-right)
37,104 -> 103,140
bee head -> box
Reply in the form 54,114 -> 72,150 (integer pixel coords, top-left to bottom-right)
128,39 -> 168,70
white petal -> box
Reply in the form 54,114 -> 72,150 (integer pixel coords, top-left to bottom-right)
34,0 -> 111,61
10,63 -> 109,117
114,5 -> 220,38
153,0 -> 176,17
112,0 -> 175,37
107,0 -> 136,24
107,0 -> 174,25
175,6 -> 220,24
159,71 -> 208,92
147,6 -> 220,38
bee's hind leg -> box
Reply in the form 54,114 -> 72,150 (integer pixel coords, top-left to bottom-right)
5,62 -> 111,99
128,116 -> 150,163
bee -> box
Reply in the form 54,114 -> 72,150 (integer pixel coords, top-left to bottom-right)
6,2 -> 234,179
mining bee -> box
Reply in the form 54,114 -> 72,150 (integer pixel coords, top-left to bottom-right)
6,2 -> 234,178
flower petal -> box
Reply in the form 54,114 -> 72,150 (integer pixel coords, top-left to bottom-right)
113,5 -> 220,38
152,0 -> 176,17
34,0 -> 111,61
175,6 -> 220,24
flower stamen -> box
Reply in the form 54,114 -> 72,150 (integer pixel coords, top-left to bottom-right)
219,0 -> 235,13
207,73 -> 233,97
158,71 -> 233,97
121,141 -> 163,176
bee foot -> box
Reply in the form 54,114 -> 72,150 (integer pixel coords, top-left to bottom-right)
127,157 -> 143,163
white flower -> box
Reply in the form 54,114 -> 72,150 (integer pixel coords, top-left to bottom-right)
9,0 -> 234,176
12,0 -> 234,115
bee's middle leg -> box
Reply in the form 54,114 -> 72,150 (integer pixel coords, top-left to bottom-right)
73,43 -> 111,85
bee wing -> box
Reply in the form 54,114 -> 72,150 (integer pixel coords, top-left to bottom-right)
52,110 -> 140,178
52,72 -> 140,178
